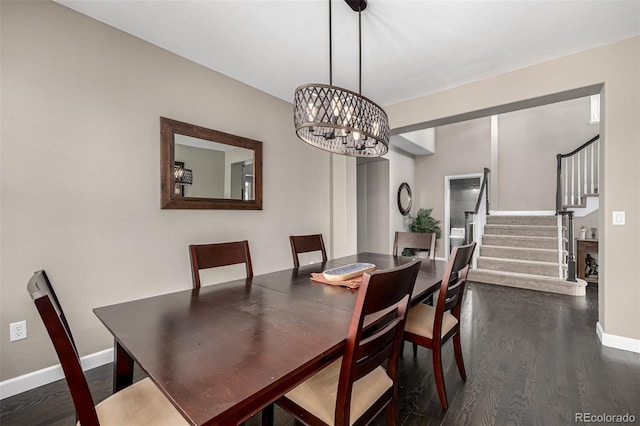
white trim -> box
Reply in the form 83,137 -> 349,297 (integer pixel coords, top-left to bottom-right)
489,210 -> 555,216
0,348 -> 113,400
596,322 -> 640,353
490,115 -> 499,209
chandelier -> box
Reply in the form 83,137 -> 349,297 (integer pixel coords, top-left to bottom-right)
174,163 -> 193,185
293,0 -> 389,157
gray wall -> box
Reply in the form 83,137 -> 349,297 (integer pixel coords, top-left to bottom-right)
175,144 -> 225,198
415,118 -> 492,258
357,159 -> 390,254
497,96 -> 598,210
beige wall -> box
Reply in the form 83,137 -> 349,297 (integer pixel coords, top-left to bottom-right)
0,1 -> 332,379
387,37 -> 640,342
415,118 -> 492,258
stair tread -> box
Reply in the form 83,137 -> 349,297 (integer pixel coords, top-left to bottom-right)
485,224 -> 557,228
481,245 -> 558,253
468,269 -> 587,296
477,256 -> 559,266
483,234 -> 559,240
470,268 -> 576,282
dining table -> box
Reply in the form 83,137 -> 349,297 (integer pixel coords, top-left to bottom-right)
93,253 -> 446,426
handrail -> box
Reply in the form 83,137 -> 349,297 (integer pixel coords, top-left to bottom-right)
464,167 -> 490,245
473,167 -> 490,215
558,134 -> 600,160
556,135 -> 600,213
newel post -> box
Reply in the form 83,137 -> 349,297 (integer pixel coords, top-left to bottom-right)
556,154 -> 562,213
566,211 -> 577,282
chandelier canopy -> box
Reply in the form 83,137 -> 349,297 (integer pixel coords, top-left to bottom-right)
293,0 -> 389,157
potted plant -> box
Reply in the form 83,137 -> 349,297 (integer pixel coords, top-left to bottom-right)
403,208 -> 442,256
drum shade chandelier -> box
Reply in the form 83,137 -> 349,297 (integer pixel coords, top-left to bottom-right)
293,0 -> 389,157
174,163 -> 193,185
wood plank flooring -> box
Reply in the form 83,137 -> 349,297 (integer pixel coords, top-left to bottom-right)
1,283 -> 638,425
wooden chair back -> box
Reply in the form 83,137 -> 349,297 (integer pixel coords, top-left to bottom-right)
335,259 -> 421,425
27,270 -> 100,425
393,231 -> 436,259
434,242 -> 476,338
289,234 -> 327,268
189,240 -> 253,288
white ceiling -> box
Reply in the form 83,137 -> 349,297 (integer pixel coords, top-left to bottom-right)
54,0 -> 639,108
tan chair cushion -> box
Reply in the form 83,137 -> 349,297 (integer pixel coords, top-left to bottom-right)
79,377 -> 189,426
284,357 -> 393,426
404,303 -> 458,339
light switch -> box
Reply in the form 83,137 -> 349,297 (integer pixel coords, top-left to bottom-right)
612,211 -> 625,225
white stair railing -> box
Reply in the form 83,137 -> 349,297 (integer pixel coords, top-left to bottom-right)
557,135 -> 600,211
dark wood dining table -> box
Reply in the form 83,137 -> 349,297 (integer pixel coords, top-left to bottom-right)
93,253 -> 446,426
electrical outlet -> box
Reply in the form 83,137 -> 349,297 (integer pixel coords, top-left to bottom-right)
10,320 -> 27,342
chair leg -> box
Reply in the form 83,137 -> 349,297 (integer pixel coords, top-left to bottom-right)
453,332 -> 467,381
412,342 -> 418,357
261,403 -> 274,426
432,345 -> 448,411
385,401 -> 398,426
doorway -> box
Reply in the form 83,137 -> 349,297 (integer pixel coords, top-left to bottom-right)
444,174 -> 482,258
357,157 -> 390,254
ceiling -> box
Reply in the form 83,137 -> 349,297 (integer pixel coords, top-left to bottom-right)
53,0 -> 639,110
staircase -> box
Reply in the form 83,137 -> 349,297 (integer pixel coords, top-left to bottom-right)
468,215 -> 587,296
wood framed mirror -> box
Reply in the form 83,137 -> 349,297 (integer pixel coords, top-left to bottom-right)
397,182 -> 412,216
161,117 -> 263,209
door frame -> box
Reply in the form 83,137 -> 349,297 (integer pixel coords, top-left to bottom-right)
444,173 -> 483,259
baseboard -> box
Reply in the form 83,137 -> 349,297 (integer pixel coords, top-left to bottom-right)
0,348 -> 113,400
596,322 -> 640,353
489,210 -> 556,216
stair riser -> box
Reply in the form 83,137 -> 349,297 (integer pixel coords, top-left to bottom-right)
486,216 -> 557,226
468,270 -> 586,296
477,258 -> 559,277
480,246 -> 559,263
484,225 -> 557,237
481,235 -> 558,249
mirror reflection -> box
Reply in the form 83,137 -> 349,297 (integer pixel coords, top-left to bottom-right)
161,117 -> 262,210
175,135 -> 255,200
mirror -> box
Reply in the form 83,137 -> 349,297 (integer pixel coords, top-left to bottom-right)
161,117 -> 263,209
397,182 -> 412,216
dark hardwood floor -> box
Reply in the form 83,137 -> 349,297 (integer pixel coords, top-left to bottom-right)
2,283 -> 638,425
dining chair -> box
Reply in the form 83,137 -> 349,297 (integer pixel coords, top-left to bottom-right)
289,234 -> 327,268
403,242 -> 476,411
272,259 -> 421,426
27,270 -> 189,426
189,240 -> 253,288
393,231 -> 436,260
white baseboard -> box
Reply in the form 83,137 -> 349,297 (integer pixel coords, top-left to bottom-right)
596,322 -> 640,353
0,348 -> 113,400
